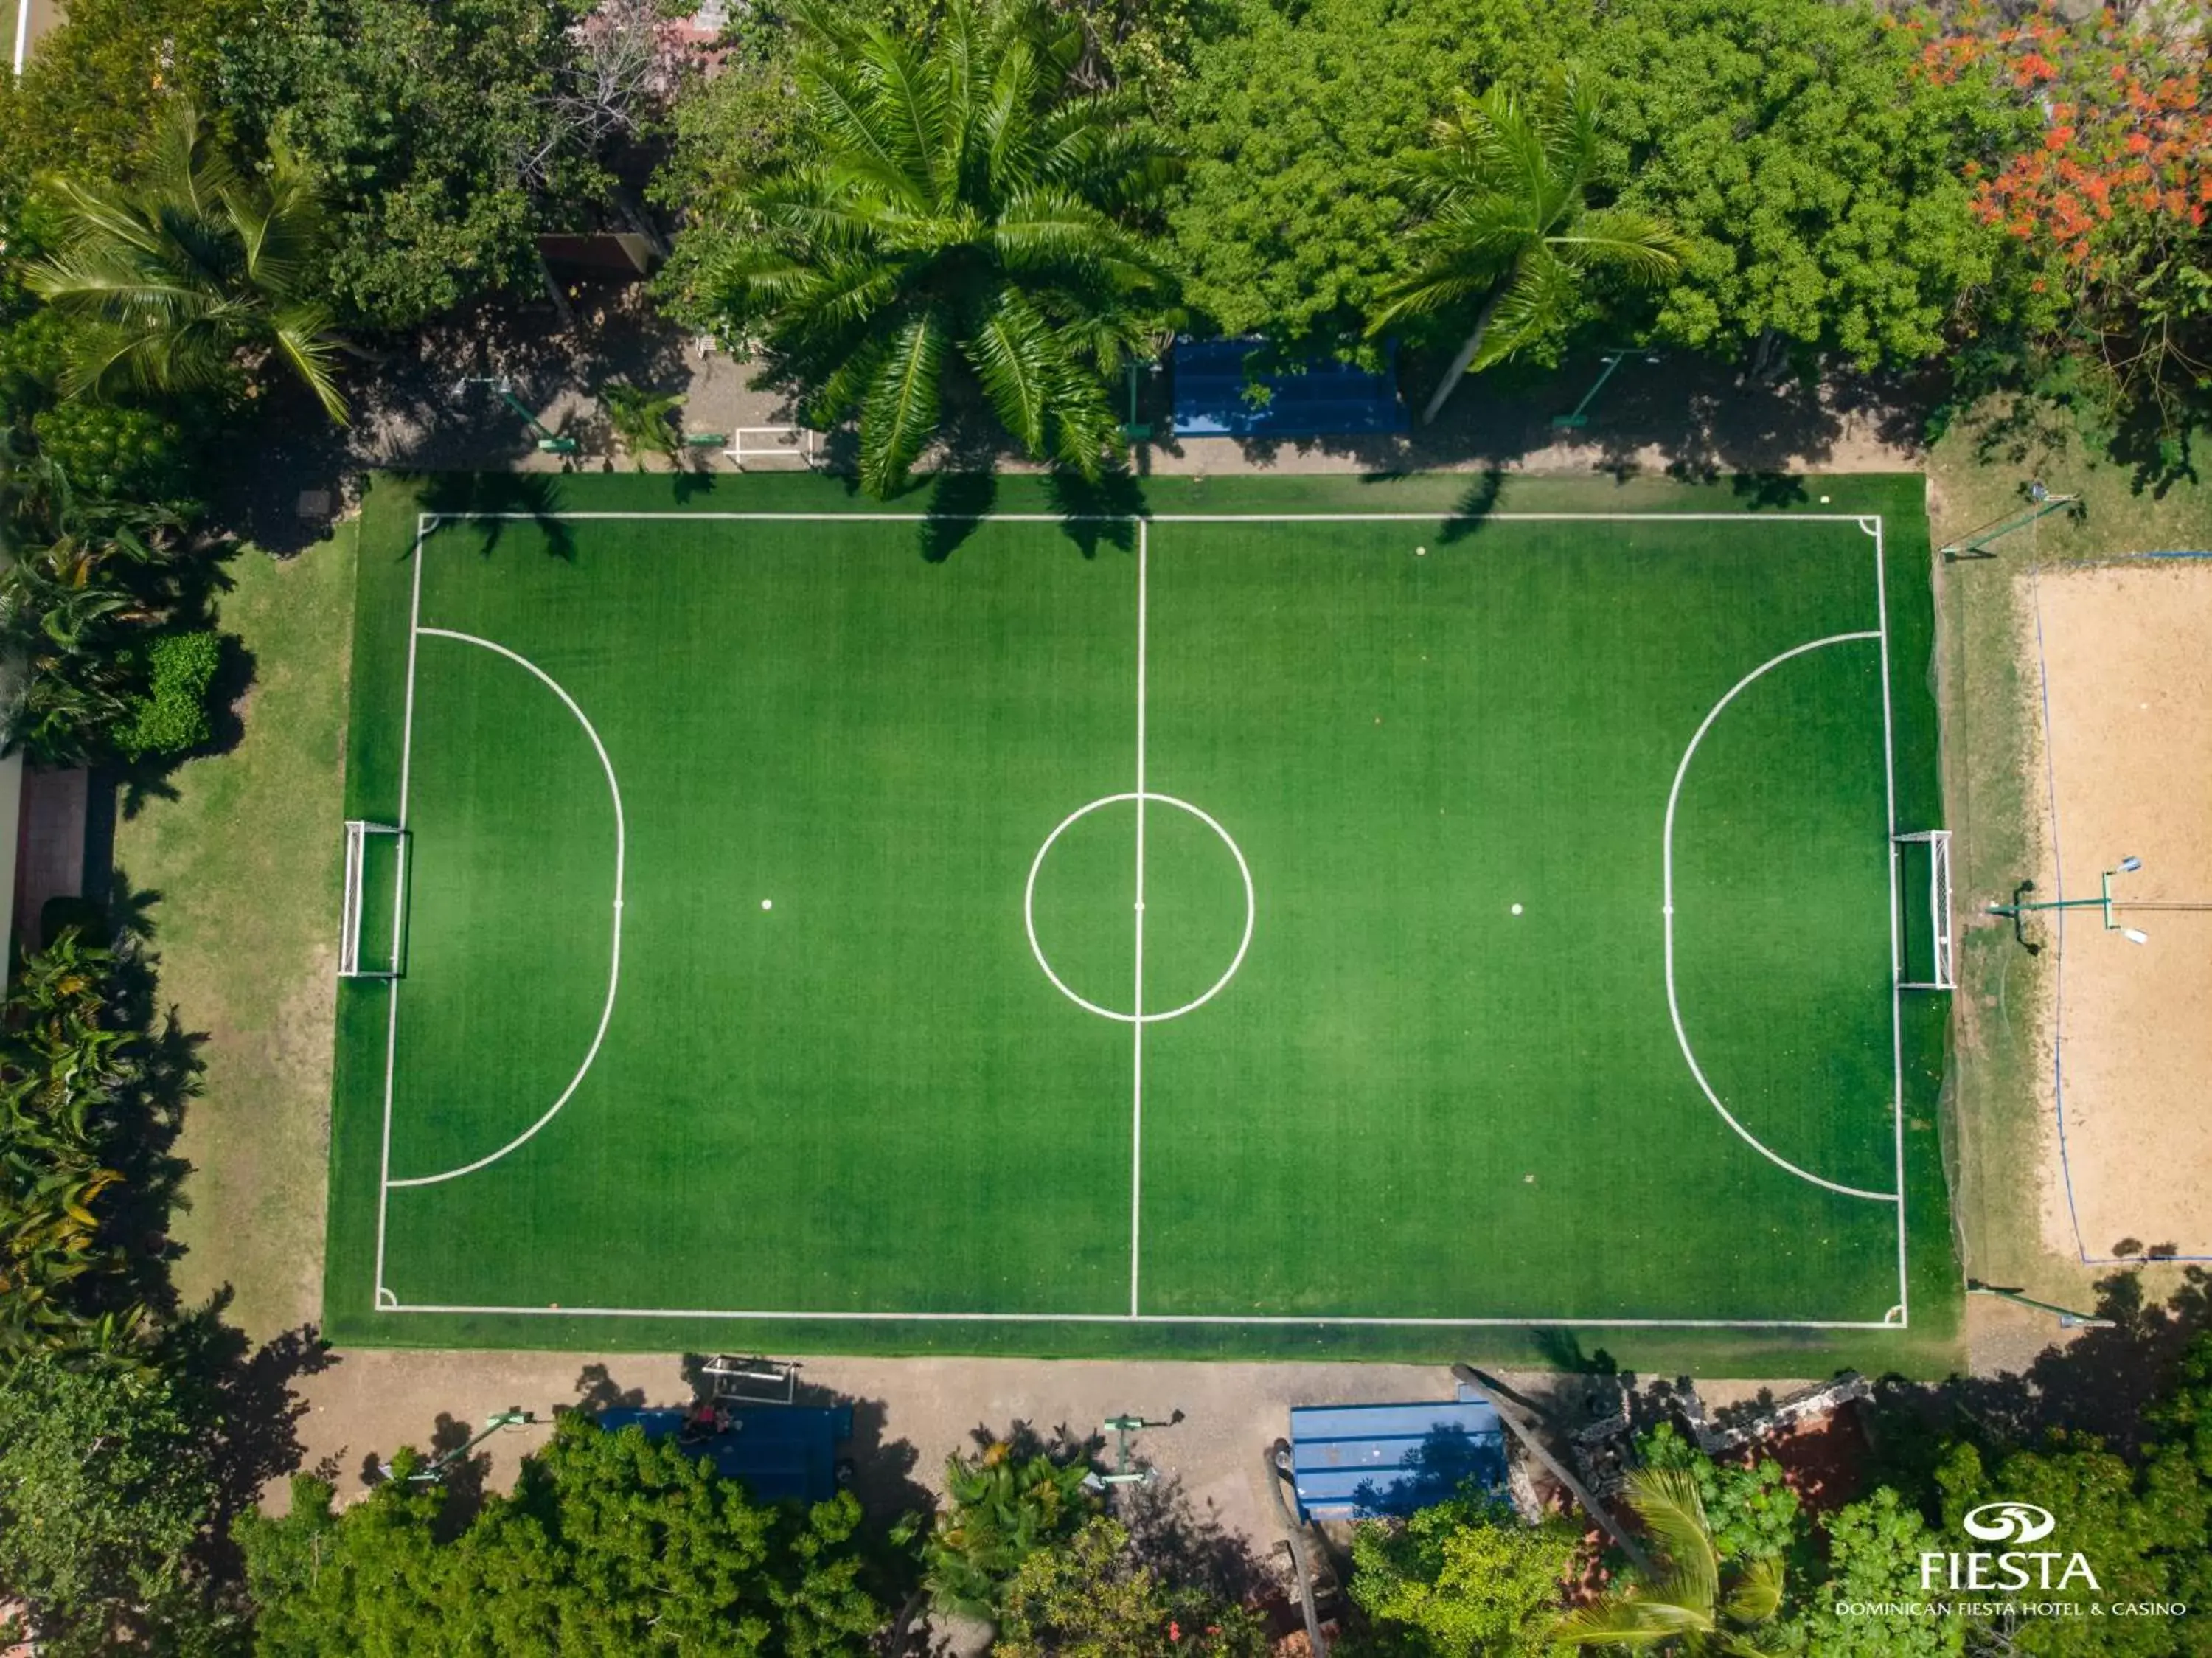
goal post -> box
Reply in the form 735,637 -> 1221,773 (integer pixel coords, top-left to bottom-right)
1893,830 -> 1954,991
341,820 -> 408,979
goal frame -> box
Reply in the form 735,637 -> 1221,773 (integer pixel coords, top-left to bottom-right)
1893,829 -> 1954,992
341,819 -> 406,979
722,427 -> 820,471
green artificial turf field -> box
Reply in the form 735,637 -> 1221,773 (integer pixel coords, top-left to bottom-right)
326,471 -> 1958,1371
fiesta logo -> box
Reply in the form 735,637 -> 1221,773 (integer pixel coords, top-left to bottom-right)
1962,1502 -> 2058,1545
1922,1501 -> 2097,1593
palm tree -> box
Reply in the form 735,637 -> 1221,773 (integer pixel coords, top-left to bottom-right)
688,0 -> 1178,496
1551,1467 -> 1788,1654
25,100 -> 348,422
600,382 -> 684,471
1371,75 -> 1683,424
911,1442 -> 1098,1620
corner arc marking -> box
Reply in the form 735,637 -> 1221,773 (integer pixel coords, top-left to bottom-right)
386,628 -> 626,1189
1663,630 -> 1899,1204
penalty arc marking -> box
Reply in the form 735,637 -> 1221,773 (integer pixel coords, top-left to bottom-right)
386,628 -> 627,1189
1662,630 -> 1899,1204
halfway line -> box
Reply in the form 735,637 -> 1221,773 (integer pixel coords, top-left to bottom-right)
1130,520 -> 1148,1317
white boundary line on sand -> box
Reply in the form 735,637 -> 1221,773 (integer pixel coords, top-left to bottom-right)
375,508 -> 1913,1330
1660,629 -> 1896,1204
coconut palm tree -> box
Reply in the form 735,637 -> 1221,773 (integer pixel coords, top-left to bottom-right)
25,100 -> 348,422
1371,75 -> 1684,424
686,0 -> 1178,496
1551,1467 -> 1789,1654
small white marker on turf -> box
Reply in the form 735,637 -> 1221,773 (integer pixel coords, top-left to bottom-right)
1820,495 -> 1832,504
1510,903 -> 1523,915
1416,545 -> 1427,556
761,899 -> 773,911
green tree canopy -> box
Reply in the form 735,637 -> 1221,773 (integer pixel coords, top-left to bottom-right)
0,1351 -> 223,1655
216,0 -> 615,331
1346,1489 -> 1577,1658
240,1412 -> 884,1655
0,0 -> 252,182
1166,0 -> 1559,356
1168,0 -> 2023,379
1778,1486 -> 1964,1658
1934,1414 -> 2208,1658
670,0 -> 1180,496
1586,0 -> 2025,375
997,1515 -> 1267,1658
1635,1423 -> 1804,1568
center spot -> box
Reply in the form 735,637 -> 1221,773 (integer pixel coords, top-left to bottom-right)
1026,794 -> 1253,1022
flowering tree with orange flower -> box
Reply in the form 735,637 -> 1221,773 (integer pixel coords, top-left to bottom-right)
1916,1 -> 2212,455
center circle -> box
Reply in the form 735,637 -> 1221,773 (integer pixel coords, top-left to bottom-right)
1024,792 -> 1255,1024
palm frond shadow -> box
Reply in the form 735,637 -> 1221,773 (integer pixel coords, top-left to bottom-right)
919,473 -> 999,562
401,471 -> 577,561
1043,470 -> 1144,557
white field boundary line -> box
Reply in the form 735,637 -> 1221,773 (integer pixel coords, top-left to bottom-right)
381,1301 -> 1905,1329
420,511 -> 1897,525
1130,519 -> 1147,1318
372,519 -> 430,1307
10,0 -> 30,77
1660,629 -> 1896,1204
385,629 -> 627,1188
379,508 -> 1913,1331
1870,518 -> 1911,1325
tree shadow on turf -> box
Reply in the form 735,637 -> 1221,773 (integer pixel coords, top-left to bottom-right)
1436,465 -> 1506,543
918,472 -> 998,563
1044,471 -> 1143,558
401,471 -> 578,561
1731,471 -> 1812,510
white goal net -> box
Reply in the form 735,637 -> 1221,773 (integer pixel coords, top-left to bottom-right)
340,819 -> 406,979
1893,830 -> 1953,991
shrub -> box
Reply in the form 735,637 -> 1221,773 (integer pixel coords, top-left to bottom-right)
31,400 -> 195,509
119,631 -> 220,760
